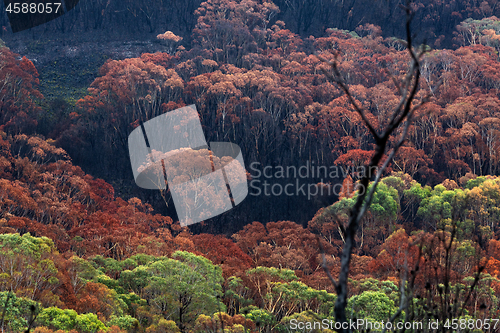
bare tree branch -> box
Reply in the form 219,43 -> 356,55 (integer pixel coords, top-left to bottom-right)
316,2 -> 428,331
382,240 -> 423,333
317,236 -> 338,289
318,54 -> 381,142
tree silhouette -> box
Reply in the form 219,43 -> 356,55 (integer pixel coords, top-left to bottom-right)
318,2 -> 428,330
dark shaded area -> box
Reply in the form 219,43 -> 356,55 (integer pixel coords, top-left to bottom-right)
0,0 -> 498,47
4,0 -> 68,32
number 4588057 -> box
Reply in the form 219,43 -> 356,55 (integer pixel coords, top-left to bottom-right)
6,2 -> 62,14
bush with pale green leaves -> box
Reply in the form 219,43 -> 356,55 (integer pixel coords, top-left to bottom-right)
146,318 -> 180,333
0,291 -> 39,332
37,307 -> 78,331
347,290 -> 398,323
75,313 -> 107,333
242,306 -> 275,333
107,315 -> 139,331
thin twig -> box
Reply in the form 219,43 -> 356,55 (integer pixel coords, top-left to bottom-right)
316,2 -> 428,331
317,236 -> 338,289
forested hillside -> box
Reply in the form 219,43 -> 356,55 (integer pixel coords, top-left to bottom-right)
1,0 -> 500,332
2,0 -> 500,48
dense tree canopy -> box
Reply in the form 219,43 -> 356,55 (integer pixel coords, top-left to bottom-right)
2,0 -> 500,331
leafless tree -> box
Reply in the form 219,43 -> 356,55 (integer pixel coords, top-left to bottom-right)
317,2 -> 429,331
